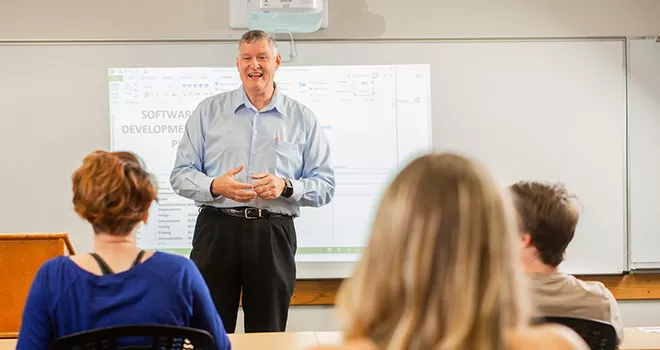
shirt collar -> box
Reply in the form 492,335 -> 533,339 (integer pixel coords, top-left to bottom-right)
233,83 -> 285,117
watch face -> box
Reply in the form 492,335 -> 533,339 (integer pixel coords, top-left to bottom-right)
285,180 -> 293,197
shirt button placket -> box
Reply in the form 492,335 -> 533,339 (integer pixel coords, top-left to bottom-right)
248,112 -> 259,177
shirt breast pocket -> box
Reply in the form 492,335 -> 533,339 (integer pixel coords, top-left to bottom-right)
272,139 -> 303,177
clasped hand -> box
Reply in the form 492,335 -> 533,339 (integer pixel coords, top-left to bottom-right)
211,165 -> 285,203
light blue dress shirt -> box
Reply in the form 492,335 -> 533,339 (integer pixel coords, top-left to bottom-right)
170,85 -> 335,216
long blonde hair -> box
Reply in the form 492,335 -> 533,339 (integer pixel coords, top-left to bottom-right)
337,153 -> 529,350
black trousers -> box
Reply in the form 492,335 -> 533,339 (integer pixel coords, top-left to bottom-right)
190,206 -> 297,333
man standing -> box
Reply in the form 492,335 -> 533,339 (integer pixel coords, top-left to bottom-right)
170,30 -> 335,333
508,181 -> 623,344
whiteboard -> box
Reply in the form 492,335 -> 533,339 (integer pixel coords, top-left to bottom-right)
629,38 -> 660,270
108,65 -> 432,264
0,39 -> 627,277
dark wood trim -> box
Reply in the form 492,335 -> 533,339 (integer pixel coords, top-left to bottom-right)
290,274 -> 660,306
291,279 -> 340,305
580,274 -> 660,300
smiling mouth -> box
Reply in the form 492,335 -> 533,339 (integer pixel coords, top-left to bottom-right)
248,72 -> 263,78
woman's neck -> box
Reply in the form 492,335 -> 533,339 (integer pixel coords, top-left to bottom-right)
69,230 -> 150,275
93,232 -> 140,255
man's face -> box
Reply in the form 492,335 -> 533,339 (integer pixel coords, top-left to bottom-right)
236,39 -> 281,93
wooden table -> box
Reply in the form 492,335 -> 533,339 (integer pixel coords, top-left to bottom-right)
620,328 -> 660,350
229,331 -> 321,349
1,328 -> 659,349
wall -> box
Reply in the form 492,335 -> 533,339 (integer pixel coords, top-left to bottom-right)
3,0 -> 660,330
2,0 -> 660,41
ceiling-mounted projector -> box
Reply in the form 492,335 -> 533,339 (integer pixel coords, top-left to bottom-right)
230,0 -> 327,33
249,0 -> 323,13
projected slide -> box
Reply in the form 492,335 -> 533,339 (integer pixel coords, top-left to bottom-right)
109,65 -> 431,262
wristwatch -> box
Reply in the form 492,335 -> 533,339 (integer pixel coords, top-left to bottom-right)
281,178 -> 294,198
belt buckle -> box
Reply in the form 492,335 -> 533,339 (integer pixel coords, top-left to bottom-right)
244,208 -> 262,219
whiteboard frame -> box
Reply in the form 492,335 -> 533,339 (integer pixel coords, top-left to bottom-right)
627,37 -> 660,271
0,36 -> 632,279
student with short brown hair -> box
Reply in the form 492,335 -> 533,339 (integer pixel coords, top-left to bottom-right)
509,181 -> 623,343
17,151 -> 231,350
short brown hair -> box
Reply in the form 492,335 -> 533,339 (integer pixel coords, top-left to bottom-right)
508,181 -> 580,267
72,151 -> 157,236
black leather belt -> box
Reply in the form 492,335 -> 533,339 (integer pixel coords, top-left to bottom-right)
203,206 -> 289,220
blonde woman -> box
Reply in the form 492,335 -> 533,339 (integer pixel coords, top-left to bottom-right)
314,153 -> 587,350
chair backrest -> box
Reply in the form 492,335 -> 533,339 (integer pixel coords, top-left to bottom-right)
48,324 -> 215,350
534,316 -> 617,350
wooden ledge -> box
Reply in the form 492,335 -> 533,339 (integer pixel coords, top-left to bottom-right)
0,232 -> 75,255
290,273 -> 660,306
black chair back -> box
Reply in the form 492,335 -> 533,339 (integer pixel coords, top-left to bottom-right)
48,324 -> 215,350
534,316 -> 617,350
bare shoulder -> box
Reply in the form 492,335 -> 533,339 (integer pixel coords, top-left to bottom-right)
142,250 -> 157,261
509,325 -> 589,350
68,254 -> 99,273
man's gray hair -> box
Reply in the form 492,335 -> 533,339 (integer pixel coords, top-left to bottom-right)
238,30 -> 279,55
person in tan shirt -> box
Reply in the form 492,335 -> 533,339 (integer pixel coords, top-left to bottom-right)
509,181 -> 624,343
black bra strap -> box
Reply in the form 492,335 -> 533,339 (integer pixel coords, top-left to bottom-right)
131,250 -> 145,268
90,253 -> 114,275
90,250 -> 145,275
